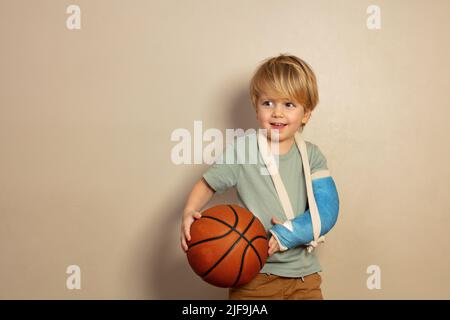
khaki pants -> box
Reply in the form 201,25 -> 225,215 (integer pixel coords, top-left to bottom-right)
228,272 -> 323,300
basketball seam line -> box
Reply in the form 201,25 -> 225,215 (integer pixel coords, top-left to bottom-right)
200,205 -> 256,279
200,216 -> 255,278
188,205 -> 242,249
198,210 -> 267,269
197,216 -> 267,249
231,235 -> 267,287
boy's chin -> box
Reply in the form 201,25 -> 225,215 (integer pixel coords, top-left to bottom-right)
265,130 -> 292,142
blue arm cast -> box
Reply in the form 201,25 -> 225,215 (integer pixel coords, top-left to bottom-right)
269,175 -> 340,250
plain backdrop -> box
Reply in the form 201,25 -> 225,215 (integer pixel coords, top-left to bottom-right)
1,0 -> 449,299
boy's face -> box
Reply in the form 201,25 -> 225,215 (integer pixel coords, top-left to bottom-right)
255,92 -> 311,143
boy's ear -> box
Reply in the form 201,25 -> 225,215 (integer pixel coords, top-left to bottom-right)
302,110 -> 312,125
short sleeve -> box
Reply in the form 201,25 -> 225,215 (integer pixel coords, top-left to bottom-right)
202,141 -> 241,194
308,143 -> 328,174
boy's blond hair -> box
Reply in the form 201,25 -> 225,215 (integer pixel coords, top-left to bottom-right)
249,54 -> 319,118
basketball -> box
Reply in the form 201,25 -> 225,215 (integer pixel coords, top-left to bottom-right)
186,204 -> 269,288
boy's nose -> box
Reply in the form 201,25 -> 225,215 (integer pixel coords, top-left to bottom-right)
272,104 -> 284,117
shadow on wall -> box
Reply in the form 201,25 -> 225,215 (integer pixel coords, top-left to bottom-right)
225,85 -> 258,132
136,86 -> 257,299
140,186 -> 237,299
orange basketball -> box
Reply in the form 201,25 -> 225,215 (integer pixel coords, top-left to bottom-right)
186,204 -> 269,288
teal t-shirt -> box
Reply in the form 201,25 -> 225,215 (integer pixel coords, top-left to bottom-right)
202,132 -> 328,278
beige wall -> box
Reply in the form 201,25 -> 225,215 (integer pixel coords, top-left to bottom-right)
1,0 -> 449,299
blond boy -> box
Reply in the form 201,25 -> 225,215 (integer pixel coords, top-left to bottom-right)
180,54 -> 339,300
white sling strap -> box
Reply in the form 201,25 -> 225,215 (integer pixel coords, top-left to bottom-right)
257,130 -> 325,253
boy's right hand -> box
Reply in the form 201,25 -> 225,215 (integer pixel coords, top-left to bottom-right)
180,209 -> 202,252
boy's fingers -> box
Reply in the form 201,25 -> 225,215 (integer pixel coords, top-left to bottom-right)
271,216 -> 282,224
181,237 -> 188,252
193,212 -> 202,219
183,212 -> 201,240
268,237 -> 279,256
269,236 -> 275,245
268,238 -> 273,255
183,222 -> 191,241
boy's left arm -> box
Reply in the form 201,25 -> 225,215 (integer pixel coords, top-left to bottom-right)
269,169 -> 340,251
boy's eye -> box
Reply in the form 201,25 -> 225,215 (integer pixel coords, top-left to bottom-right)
261,100 -> 296,109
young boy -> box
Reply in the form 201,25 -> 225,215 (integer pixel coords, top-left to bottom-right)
180,54 -> 339,300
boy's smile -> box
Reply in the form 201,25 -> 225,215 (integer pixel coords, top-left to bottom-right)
256,93 -> 311,154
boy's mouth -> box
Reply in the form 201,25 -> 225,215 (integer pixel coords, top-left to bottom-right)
270,122 -> 287,129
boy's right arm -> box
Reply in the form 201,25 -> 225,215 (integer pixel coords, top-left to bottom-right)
180,177 -> 216,252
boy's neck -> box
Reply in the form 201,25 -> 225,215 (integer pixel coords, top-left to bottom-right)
268,136 -> 295,156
